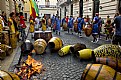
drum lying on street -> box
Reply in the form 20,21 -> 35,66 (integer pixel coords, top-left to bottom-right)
70,43 -> 86,54
58,45 -> 72,56
0,70 -> 20,80
77,49 -> 95,60
33,39 -> 47,54
94,44 -> 121,59
81,64 -> 121,80
94,57 -> 121,72
34,31 -> 52,42
48,37 -> 63,51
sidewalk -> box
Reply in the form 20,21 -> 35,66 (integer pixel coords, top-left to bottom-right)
0,22 -> 30,71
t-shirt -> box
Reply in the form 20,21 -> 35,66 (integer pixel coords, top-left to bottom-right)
114,16 -> 121,36
92,23 -> 98,33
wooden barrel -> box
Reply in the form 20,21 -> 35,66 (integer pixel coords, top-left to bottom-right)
81,64 -> 121,80
63,23 -> 68,31
21,40 -> 33,54
74,22 -> 78,32
94,44 -> 121,59
33,39 -> 47,54
48,37 -> 63,51
77,49 -> 95,59
84,24 -> 92,37
58,45 -> 72,56
0,49 -> 6,59
70,43 -> 86,54
1,44 -> 13,55
10,33 -> 17,49
0,70 -> 20,80
94,57 -> 121,72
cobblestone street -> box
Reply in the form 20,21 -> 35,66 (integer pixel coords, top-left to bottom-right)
8,28 -> 111,80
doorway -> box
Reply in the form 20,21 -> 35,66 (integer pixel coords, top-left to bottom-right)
71,4 -> 73,16
93,0 -> 100,18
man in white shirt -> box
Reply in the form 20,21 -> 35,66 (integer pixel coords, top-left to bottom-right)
35,16 -> 40,31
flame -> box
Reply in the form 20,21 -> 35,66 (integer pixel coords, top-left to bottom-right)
17,55 -> 43,79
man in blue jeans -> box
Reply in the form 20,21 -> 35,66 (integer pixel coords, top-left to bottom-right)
112,7 -> 121,46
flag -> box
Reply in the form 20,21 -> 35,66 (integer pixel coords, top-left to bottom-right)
29,0 -> 39,18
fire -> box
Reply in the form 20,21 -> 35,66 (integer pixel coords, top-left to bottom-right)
16,55 -> 43,79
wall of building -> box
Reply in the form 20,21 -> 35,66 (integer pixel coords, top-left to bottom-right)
99,0 -> 117,20
73,1 -> 79,18
39,8 -> 57,18
83,0 -> 93,19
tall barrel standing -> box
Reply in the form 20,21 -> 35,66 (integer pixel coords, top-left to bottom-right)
74,22 -> 78,32
94,57 -> 121,73
33,39 -> 47,54
84,24 -> 92,37
81,64 -> 121,80
48,37 -> 63,51
63,23 -> 68,31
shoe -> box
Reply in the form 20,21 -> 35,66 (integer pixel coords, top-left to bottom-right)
91,41 -> 96,43
105,39 -> 109,41
79,35 -> 83,37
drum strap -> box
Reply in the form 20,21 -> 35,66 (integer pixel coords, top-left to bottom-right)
82,64 -> 92,80
0,76 -> 4,80
94,64 -> 103,80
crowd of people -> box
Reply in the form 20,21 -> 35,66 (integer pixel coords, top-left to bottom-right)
1,7 -> 121,47
0,11 -> 26,43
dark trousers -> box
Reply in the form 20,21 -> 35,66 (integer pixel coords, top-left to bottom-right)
112,35 -> 121,46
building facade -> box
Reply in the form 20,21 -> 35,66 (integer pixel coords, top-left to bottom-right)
57,0 -> 121,20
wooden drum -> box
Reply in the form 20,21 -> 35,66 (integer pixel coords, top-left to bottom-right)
1,30 -> 10,45
10,33 -> 17,49
34,31 -> 52,42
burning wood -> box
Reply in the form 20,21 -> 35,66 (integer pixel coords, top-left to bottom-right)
16,55 -> 44,79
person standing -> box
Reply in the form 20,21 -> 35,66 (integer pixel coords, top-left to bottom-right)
42,15 -> 47,31
55,16 -> 61,35
112,7 -> 121,46
68,15 -> 74,34
35,16 -> 40,31
77,15 -> 85,37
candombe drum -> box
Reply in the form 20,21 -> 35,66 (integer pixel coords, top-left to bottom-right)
94,44 -> 121,59
29,20 -> 34,33
58,45 -> 72,56
10,33 -> 17,49
1,30 -> 10,45
81,64 -> 121,80
34,31 -> 52,42
84,24 -> 92,37
70,43 -> 86,54
33,39 -> 47,54
0,49 -> 6,59
63,23 -> 68,31
44,31 -> 52,42
74,22 -> 78,32
0,70 -> 20,80
94,57 -> 121,72
1,44 -> 13,55
77,49 -> 95,60
21,40 -> 33,54
48,37 -> 63,51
